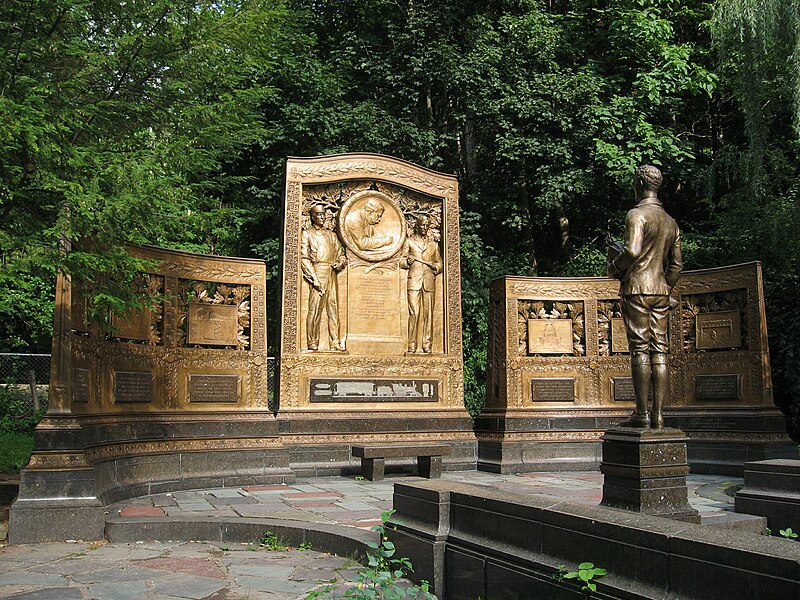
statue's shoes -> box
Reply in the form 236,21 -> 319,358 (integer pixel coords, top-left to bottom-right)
619,412 -> 650,428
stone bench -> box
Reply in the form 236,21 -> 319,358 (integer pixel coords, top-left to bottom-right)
351,443 -> 452,481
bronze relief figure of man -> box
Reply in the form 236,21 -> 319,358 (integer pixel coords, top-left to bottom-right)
608,165 -> 682,428
401,216 -> 443,353
300,205 -> 347,351
345,198 -> 395,253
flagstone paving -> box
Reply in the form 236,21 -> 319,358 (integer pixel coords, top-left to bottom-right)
0,471 -> 743,599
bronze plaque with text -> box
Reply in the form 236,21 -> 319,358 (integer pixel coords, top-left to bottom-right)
310,378 -> 439,403
72,368 -> 90,403
114,371 -> 153,403
611,318 -> 629,353
696,311 -> 741,350
189,374 -> 241,403
530,378 -> 575,402
188,303 -> 239,346
695,374 -> 741,400
612,377 -> 653,401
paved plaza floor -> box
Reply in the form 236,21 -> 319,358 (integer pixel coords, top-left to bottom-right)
0,470 -> 744,599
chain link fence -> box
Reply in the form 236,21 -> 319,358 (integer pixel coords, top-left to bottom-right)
0,354 -> 50,417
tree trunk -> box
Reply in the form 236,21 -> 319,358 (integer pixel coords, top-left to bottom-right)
517,175 -> 538,276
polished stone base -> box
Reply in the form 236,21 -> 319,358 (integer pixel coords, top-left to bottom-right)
9,498 -> 104,544
735,459 -> 800,529
279,409 -> 477,477
474,409 -> 620,473
9,415 -> 105,542
600,426 -> 700,523
390,480 -> 800,600
475,407 -> 796,476
477,439 -> 602,473
670,407 -> 798,475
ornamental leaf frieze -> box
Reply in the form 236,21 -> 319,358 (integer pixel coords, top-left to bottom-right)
158,261 -> 263,283
289,161 -> 456,195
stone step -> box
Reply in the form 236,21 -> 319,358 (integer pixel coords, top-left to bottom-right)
700,511 -> 768,534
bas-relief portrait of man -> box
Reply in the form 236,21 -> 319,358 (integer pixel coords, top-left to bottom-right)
338,191 -> 406,263
298,187 -> 445,355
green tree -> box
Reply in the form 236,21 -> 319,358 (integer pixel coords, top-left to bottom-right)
708,0 -> 800,437
0,0 -> 294,347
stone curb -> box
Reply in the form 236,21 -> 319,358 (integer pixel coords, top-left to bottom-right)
105,515 -> 376,559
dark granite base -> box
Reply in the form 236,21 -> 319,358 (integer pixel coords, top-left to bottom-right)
735,459 -> 800,529
279,410 -> 477,476
475,407 -> 796,476
105,514 -> 374,560
600,427 -> 700,523
477,440 -> 601,473
94,449 -> 295,505
390,480 -> 800,600
9,498 -> 104,544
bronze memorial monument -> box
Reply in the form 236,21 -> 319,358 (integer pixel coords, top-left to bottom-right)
9,245 -> 288,543
601,164 -> 697,521
477,168 -> 794,475
279,153 -> 476,473
607,164 -> 682,429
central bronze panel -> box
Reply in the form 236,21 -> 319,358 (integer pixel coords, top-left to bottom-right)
187,303 -> 239,346
280,154 -> 467,411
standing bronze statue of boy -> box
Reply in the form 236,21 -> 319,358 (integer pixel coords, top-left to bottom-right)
608,165 -> 683,428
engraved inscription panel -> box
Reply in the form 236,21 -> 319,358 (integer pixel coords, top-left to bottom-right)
696,311 -> 741,350
189,374 -> 241,403
114,371 -> 153,403
111,308 -> 152,341
530,378 -> 575,403
347,265 -> 403,350
695,374 -> 741,401
612,377 -> 652,401
611,318 -> 629,353
72,368 -> 90,403
310,378 -> 438,402
528,319 -> 573,354
188,303 -> 239,346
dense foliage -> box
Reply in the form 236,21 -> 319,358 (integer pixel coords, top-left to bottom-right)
1,0 -> 798,433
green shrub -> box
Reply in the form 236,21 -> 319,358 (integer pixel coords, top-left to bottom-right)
0,432 -> 34,473
0,384 -> 44,433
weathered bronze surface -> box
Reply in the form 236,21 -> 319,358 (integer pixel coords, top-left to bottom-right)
696,311 -> 741,350
611,318 -> 629,353
113,370 -> 154,403
694,374 -> 741,401
279,153 -> 475,472
187,303 -> 239,346
402,216 -> 443,353
301,204 -> 347,351
66,245 -> 270,412
476,261 -> 790,474
280,153 -> 466,410
527,319 -> 573,354
188,373 -> 241,403
607,165 -> 682,429
530,378 -> 575,402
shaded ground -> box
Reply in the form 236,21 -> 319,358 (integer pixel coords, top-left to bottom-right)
0,540 -> 364,599
0,475 -> 20,543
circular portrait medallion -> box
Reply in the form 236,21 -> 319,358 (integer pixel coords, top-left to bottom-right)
337,191 -> 406,262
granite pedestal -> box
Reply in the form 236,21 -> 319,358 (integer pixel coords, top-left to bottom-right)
600,426 -> 700,523
735,459 -> 800,528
